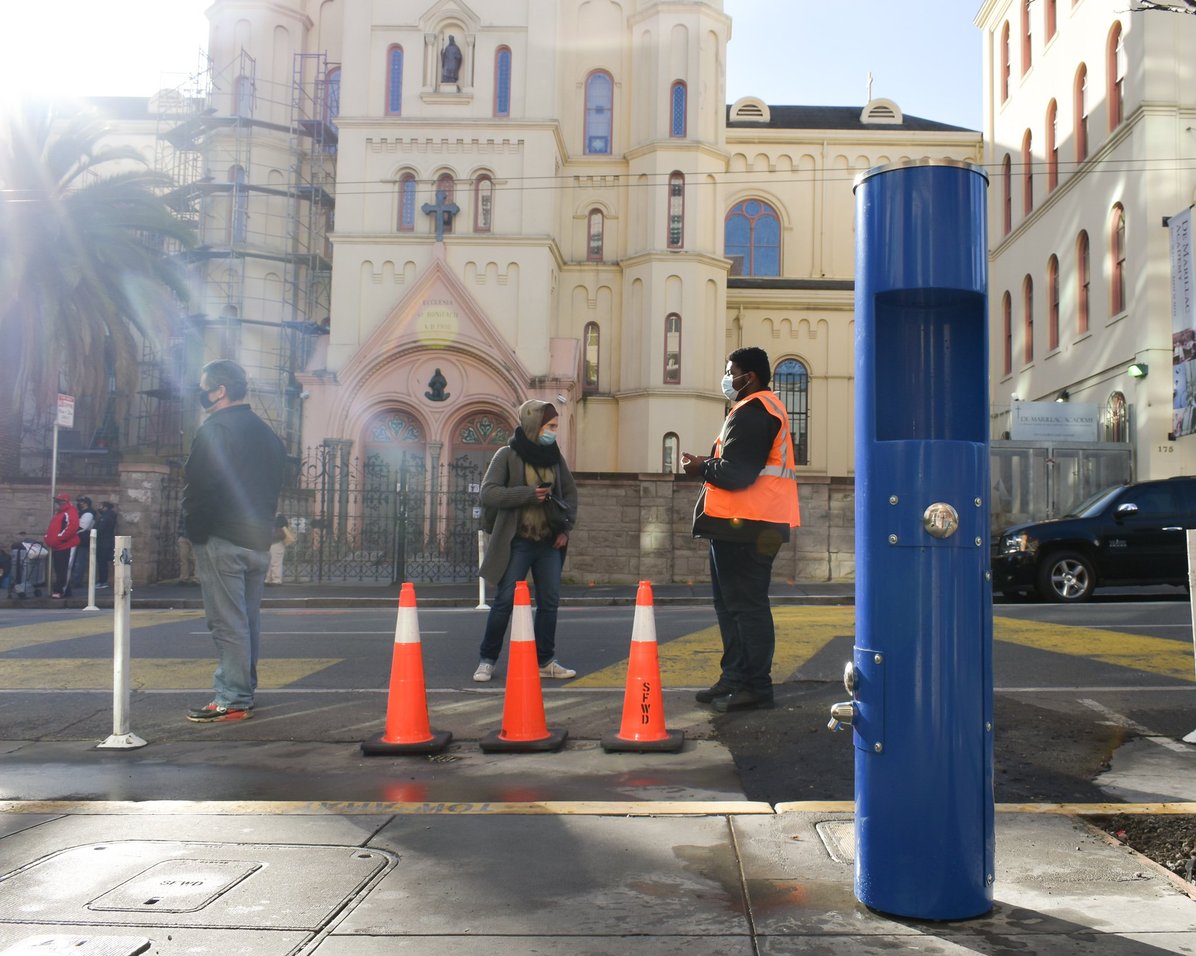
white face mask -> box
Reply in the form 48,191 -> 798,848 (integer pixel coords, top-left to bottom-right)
721,372 -> 745,402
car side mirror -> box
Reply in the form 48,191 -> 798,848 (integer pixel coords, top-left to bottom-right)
1115,502 -> 1138,521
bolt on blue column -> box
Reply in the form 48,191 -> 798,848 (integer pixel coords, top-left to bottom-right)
844,160 -> 993,920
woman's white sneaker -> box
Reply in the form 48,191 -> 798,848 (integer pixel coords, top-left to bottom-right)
472,662 -> 494,682
538,660 -> 576,679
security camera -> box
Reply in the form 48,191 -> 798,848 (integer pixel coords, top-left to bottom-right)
556,394 -> 568,404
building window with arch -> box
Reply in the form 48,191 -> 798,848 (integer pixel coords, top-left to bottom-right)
1045,0 -> 1057,41
325,67 -> 341,127
494,46 -> 512,117
454,411 -> 513,477
1022,130 -> 1033,215
670,81 -> 686,137
1075,63 -> 1088,161
662,432 -> 680,474
1021,0 -> 1032,74
587,209 -> 604,261
1108,23 -> 1125,130
584,71 -> 613,155
434,172 -> 455,235
1002,291 -> 1013,376
774,358 -> 809,466
387,45 -> 403,115
229,165 -> 247,244
1106,391 -> 1128,442
1111,204 -> 1126,315
235,75 -> 253,117
1023,275 -> 1034,364
1077,230 -> 1091,334
663,313 -> 681,384
1048,254 -> 1060,351
474,175 -> 494,232
1000,21 -> 1010,102
725,199 -> 780,277
1046,100 -> 1058,191
667,172 -> 684,249
398,173 -> 417,231
583,322 -> 600,392
1002,155 -> 1012,235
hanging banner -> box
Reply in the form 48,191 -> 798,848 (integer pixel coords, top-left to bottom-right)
1171,207 -> 1196,437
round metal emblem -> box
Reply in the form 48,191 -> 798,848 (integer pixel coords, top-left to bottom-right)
922,502 -> 960,539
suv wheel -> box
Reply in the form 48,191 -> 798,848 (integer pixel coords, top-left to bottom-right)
1037,551 -> 1095,603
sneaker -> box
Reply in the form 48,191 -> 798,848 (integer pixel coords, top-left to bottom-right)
94,583 -> 110,590
695,680 -> 734,704
186,701 -> 253,722
539,660 -> 577,679
472,661 -> 494,682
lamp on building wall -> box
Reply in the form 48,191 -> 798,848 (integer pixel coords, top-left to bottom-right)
1055,389 -> 1070,403
1127,362 -> 1149,379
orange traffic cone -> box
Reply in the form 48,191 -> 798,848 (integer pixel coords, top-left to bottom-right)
480,580 -> 567,752
602,580 -> 685,753
362,582 -> 452,755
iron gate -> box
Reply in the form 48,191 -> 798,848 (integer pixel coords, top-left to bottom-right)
280,445 -> 484,584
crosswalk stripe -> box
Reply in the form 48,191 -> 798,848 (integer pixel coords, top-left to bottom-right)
0,611 -> 203,652
0,658 -> 339,690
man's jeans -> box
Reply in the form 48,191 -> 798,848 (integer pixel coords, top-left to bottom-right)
479,537 -> 563,667
194,536 -> 269,708
709,539 -> 779,694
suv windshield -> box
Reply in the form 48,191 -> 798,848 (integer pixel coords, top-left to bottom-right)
1063,485 -> 1124,518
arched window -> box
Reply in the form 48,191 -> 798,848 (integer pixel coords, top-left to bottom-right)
1048,254 -> 1060,351
1045,0 -> 1057,41
667,172 -> 684,249
434,172 -> 455,235
584,71 -> 613,155
325,67 -> 341,128
1075,63 -> 1088,161
1023,274 -> 1034,364
474,175 -> 494,232
1077,230 -> 1091,334
1022,129 -> 1033,215
1108,23 -> 1125,130
234,75 -> 254,117
1021,0 -> 1032,74
454,412 -> 514,478
1046,100 -> 1058,191
1000,21 -> 1011,102
387,45 -> 403,115
1106,391 -> 1128,442
662,433 -> 680,474
725,199 -> 781,277
1002,292 -> 1013,376
1111,204 -> 1126,315
663,313 -> 681,384
583,322 -> 600,392
774,359 -> 809,466
587,209 -> 604,260
669,81 -> 686,137
494,46 -> 512,118
398,173 -> 417,231
229,165 -> 247,243
1002,155 -> 1012,235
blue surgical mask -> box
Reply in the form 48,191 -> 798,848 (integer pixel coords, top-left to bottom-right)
538,431 -> 558,446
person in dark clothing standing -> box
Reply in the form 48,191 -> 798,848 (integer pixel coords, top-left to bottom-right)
182,360 -> 286,722
94,502 -> 117,588
682,347 -> 801,712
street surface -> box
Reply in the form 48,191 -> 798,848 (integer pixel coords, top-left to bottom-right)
0,597 -> 1193,804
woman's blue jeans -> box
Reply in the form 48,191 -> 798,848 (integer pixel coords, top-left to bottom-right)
479,536 -> 563,667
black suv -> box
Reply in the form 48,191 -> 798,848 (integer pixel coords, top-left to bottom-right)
992,476 -> 1196,602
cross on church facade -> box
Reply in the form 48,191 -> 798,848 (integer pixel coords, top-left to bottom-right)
421,189 -> 460,241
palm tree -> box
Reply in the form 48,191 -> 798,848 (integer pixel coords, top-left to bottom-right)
0,100 -> 194,480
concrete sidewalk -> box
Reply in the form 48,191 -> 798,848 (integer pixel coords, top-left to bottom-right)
0,801 -> 1193,954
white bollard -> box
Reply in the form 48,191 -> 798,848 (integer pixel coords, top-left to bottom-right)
83,528 -> 99,611
97,536 -> 147,750
476,529 -> 489,610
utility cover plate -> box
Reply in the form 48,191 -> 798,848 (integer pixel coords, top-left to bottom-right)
0,937 -> 150,956
88,859 -> 260,913
815,820 -> 856,864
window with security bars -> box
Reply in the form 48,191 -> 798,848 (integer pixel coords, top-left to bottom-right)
667,173 -> 684,249
774,358 -> 809,466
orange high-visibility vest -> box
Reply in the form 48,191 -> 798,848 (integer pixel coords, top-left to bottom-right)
704,390 -> 801,527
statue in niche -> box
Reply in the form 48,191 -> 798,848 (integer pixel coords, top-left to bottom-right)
425,368 -> 450,402
441,35 -> 463,84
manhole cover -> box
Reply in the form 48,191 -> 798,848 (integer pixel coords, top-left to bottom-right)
0,937 -> 150,956
88,859 -> 260,913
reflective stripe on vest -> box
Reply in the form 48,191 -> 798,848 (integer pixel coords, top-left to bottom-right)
704,390 -> 801,527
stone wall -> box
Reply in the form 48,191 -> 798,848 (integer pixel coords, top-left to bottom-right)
566,473 -> 855,585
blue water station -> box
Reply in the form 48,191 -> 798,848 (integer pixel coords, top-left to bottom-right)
830,159 -> 994,920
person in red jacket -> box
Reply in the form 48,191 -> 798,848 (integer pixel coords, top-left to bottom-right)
44,494 -> 80,599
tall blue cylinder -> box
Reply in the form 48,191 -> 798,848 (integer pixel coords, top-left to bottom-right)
852,160 -> 993,920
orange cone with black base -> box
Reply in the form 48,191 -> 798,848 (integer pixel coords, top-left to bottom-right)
362,582 -> 451,755
480,580 -> 567,752
602,580 -> 684,753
